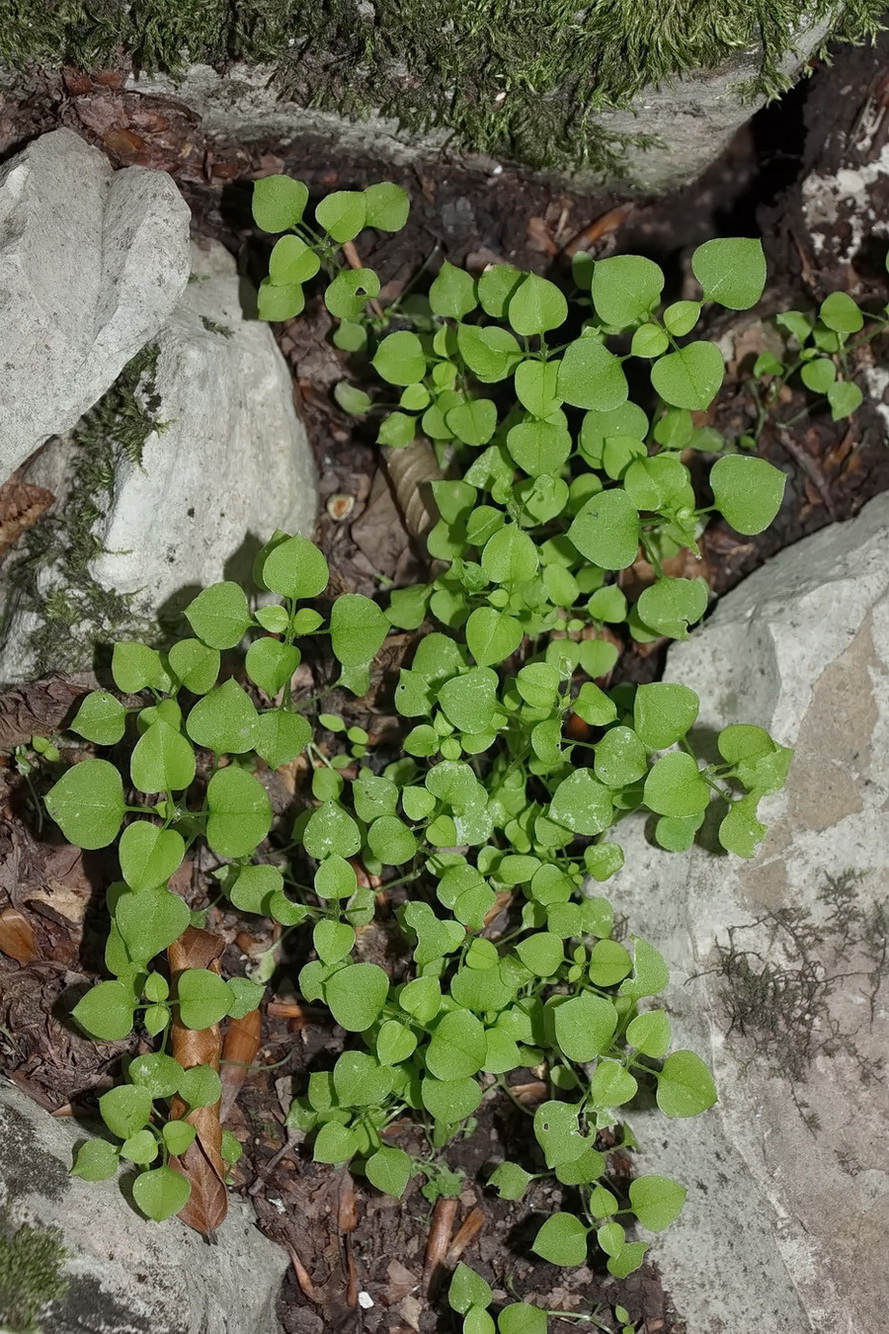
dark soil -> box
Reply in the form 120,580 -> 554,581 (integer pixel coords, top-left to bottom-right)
2,28 -> 889,1334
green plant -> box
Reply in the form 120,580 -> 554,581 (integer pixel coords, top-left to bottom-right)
38,178 -> 806,1279
744,285 -> 889,446
43,525 -> 788,1274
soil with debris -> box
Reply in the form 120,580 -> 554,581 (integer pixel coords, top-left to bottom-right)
1,30 -> 889,1334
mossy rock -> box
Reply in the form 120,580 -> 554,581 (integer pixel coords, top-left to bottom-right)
1,1 -> 885,177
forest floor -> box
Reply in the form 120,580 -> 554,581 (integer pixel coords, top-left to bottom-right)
1,30 -> 889,1334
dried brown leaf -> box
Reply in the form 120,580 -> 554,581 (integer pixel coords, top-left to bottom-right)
0,907 -> 37,962
219,1007 -> 261,1122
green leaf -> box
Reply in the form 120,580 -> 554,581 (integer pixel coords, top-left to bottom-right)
330,593 -> 388,667
128,1052 -> 184,1099
367,814 -> 417,865
115,884 -> 190,962
663,301 -> 701,336
258,280 -> 304,321
45,760 -> 125,849
131,720 -> 195,793
636,577 -> 707,640
498,1304 -> 547,1334
334,381 -> 372,415
325,268 -> 381,319
710,455 -> 786,535
120,1129 -> 159,1165
373,331 -> 427,385
650,342 -> 724,410
112,641 -> 169,694
378,411 -> 418,447
465,607 -> 522,667
313,1120 -> 359,1164
316,189 -> 367,242
532,1213 -> 589,1267
568,489 -> 640,570
429,261 -> 477,318
549,770 -> 613,836
252,175 -> 308,231
324,962 -> 389,1031
488,1162 -> 533,1201
363,181 -> 410,231
606,1241 -> 649,1278
508,273 -> 567,336
552,993 -> 617,1062
481,524 -> 539,583
71,1139 -> 120,1181
184,582 -> 251,650
99,1084 -> 153,1139
594,727 -> 647,789
226,976 -> 264,1019
516,933 -> 563,977
588,938 -> 633,986
71,691 -> 126,746
168,639 -> 220,695
514,359 -> 562,417
228,864 -> 283,914
72,980 -> 136,1040
591,1058 -> 638,1108
118,822 -> 184,893
269,233 -> 320,284
261,533 -> 329,599
334,1050 -> 394,1105
478,264 -> 524,317
162,1120 -> 197,1156
643,752 -> 709,817
427,1010 -> 487,1080
177,971 -> 233,1030
206,766 -> 272,858
820,290 -> 863,333
457,324 -> 522,382
626,1009 -> 671,1058
619,937 -> 669,1000
186,679 -> 258,755
592,255 -> 664,327
656,1050 -> 717,1117
629,1174 -> 687,1230
506,418 -> 572,478
691,238 -> 766,310
633,682 -> 699,750
333,319 -> 368,352
420,1075 -> 482,1124
376,1019 -> 417,1065
133,1165 -> 191,1221
719,794 -> 767,858
449,1263 -> 492,1315
827,379 -> 863,421
304,802 -> 361,859
558,337 -> 628,411
365,1145 -> 413,1198
254,708 -> 311,770
533,1101 -> 587,1168
314,919 -> 356,967
800,357 -> 836,393
446,397 -> 498,446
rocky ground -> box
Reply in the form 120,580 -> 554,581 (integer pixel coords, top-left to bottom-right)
0,29 -> 888,1334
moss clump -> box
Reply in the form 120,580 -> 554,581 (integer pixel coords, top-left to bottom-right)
14,344 -> 163,677
0,1 -> 885,170
0,1219 -> 68,1334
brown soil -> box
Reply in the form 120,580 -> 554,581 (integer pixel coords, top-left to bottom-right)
1,29 -> 889,1334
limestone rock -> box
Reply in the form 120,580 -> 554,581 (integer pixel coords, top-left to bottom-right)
0,128 -> 191,483
0,1079 -> 287,1334
0,236 -> 318,683
603,494 -> 889,1333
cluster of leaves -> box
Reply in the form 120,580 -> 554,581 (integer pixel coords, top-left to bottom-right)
445,1261 -> 640,1334
746,283 -> 889,444
254,174 -> 790,677
46,530 -> 788,1273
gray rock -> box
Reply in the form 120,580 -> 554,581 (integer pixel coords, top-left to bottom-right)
0,1080 -> 287,1334
127,17 -> 832,194
0,236 -> 318,683
603,495 -> 889,1333
0,128 -> 191,484
86,236 -> 318,604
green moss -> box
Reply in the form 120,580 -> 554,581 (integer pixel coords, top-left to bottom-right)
15,345 -> 163,676
0,1 -> 885,170
0,1218 -> 68,1334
